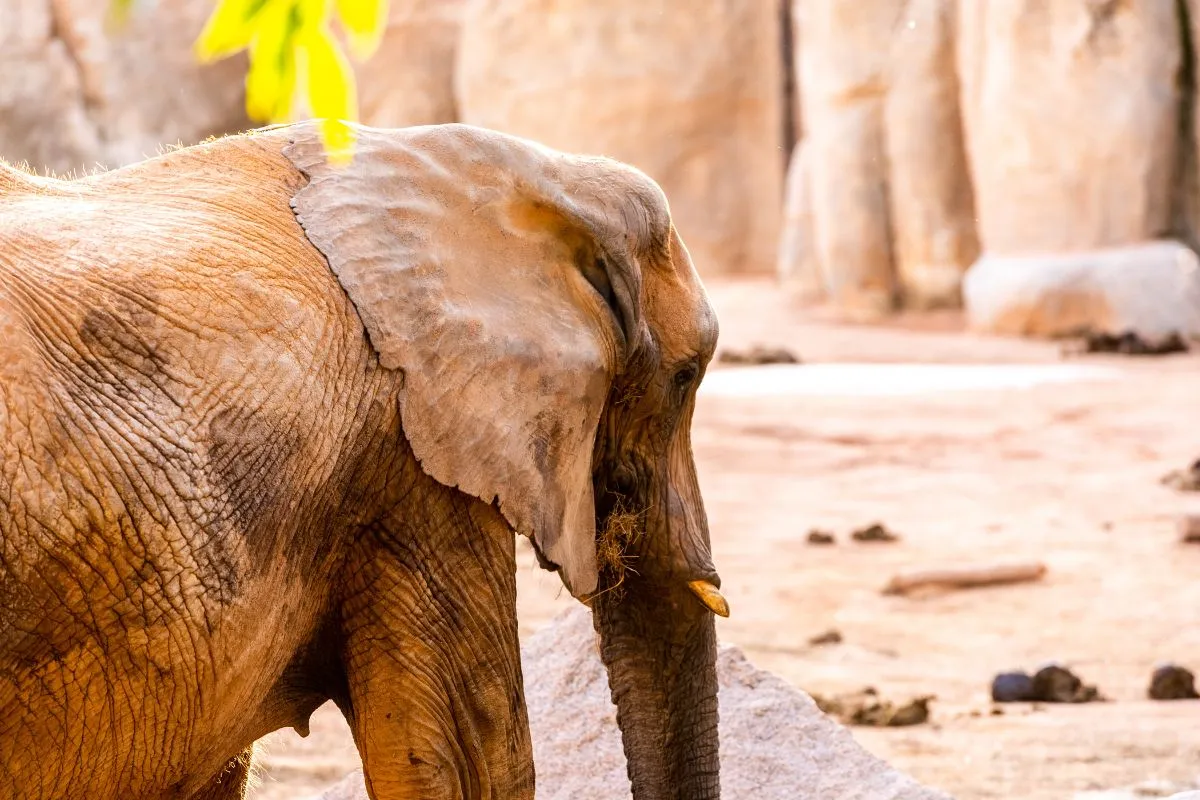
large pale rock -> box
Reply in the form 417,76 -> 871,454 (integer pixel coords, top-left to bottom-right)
957,1 -> 1180,254
0,0 -> 249,174
317,607 -> 952,800
800,0 -> 904,317
884,0 -> 978,308
353,0 -> 467,128
963,241 -> 1200,337
455,0 -> 785,276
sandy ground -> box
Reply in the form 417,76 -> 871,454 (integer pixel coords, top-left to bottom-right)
249,278 -> 1200,800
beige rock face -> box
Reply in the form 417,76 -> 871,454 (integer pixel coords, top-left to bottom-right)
962,241 -> 1200,337
777,141 -> 824,303
456,0 -> 785,276
0,0 -> 249,174
1176,0 -> 1200,250
777,1 -> 823,303
317,607 -> 952,800
799,0 -> 904,317
884,0 -> 979,309
354,0 -> 467,128
957,0 -> 1181,254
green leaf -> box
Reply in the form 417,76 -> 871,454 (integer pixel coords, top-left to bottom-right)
334,0 -> 388,60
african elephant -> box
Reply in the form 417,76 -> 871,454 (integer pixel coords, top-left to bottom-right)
0,120 -> 726,799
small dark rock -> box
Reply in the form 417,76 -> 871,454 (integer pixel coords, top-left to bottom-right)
1178,515 -> 1200,543
851,523 -> 900,543
1148,664 -> 1200,700
990,706 -> 1005,716
717,345 -> 801,366
878,696 -> 932,727
806,529 -> 836,545
1081,330 -> 1189,356
1162,459 -> 1200,492
991,671 -> 1037,703
808,629 -> 843,646
813,687 -> 932,727
1030,664 -> 1104,703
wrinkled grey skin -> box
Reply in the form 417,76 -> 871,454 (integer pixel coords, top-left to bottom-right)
0,120 -> 722,800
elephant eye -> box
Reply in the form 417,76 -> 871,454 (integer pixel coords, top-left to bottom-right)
672,363 -> 698,390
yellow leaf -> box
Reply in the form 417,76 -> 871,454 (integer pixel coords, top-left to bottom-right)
195,0 -> 272,62
295,0 -> 331,32
106,0 -> 137,30
335,0 -> 388,60
300,26 -> 358,165
244,0 -> 299,121
269,49 -> 300,122
319,119 -> 357,166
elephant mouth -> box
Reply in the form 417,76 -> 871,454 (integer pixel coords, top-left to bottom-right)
586,497 -> 728,618
593,498 -> 646,596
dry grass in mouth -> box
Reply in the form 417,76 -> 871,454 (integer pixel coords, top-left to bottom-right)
594,500 -> 645,600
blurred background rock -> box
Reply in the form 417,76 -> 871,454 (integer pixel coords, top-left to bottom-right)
5,0 -> 1198,339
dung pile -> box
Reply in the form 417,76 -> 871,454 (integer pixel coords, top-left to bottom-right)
319,606 -> 950,800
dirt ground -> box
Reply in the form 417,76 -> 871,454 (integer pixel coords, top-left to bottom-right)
249,278 -> 1200,800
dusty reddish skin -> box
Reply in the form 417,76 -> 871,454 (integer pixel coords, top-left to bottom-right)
0,121 -> 722,799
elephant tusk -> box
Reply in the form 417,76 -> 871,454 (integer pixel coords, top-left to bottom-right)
687,580 -> 730,618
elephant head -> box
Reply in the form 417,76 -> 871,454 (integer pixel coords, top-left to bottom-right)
283,122 -> 724,799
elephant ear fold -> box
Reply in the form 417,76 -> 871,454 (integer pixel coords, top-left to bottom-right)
284,122 -> 652,599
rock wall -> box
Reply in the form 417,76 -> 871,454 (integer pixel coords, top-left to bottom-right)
456,0 -> 786,276
777,141 -> 824,302
781,0 -> 979,314
0,0 -> 250,174
957,0 -> 1180,255
885,0 -> 978,309
354,0 -> 467,128
797,0 -> 903,317
780,0 -> 1200,336
954,0 -> 1187,336
6,0 -> 1200,336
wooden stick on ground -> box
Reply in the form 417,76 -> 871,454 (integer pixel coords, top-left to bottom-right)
882,561 -> 1047,596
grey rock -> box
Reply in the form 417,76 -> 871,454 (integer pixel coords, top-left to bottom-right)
957,0 -> 1179,255
319,606 -> 952,800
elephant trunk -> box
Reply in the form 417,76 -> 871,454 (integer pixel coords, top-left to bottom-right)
592,583 -> 721,799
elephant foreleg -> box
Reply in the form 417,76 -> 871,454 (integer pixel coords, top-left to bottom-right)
337,501 -> 534,800
187,746 -> 255,800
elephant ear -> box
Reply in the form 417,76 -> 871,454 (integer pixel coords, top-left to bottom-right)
284,122 -> 653,598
